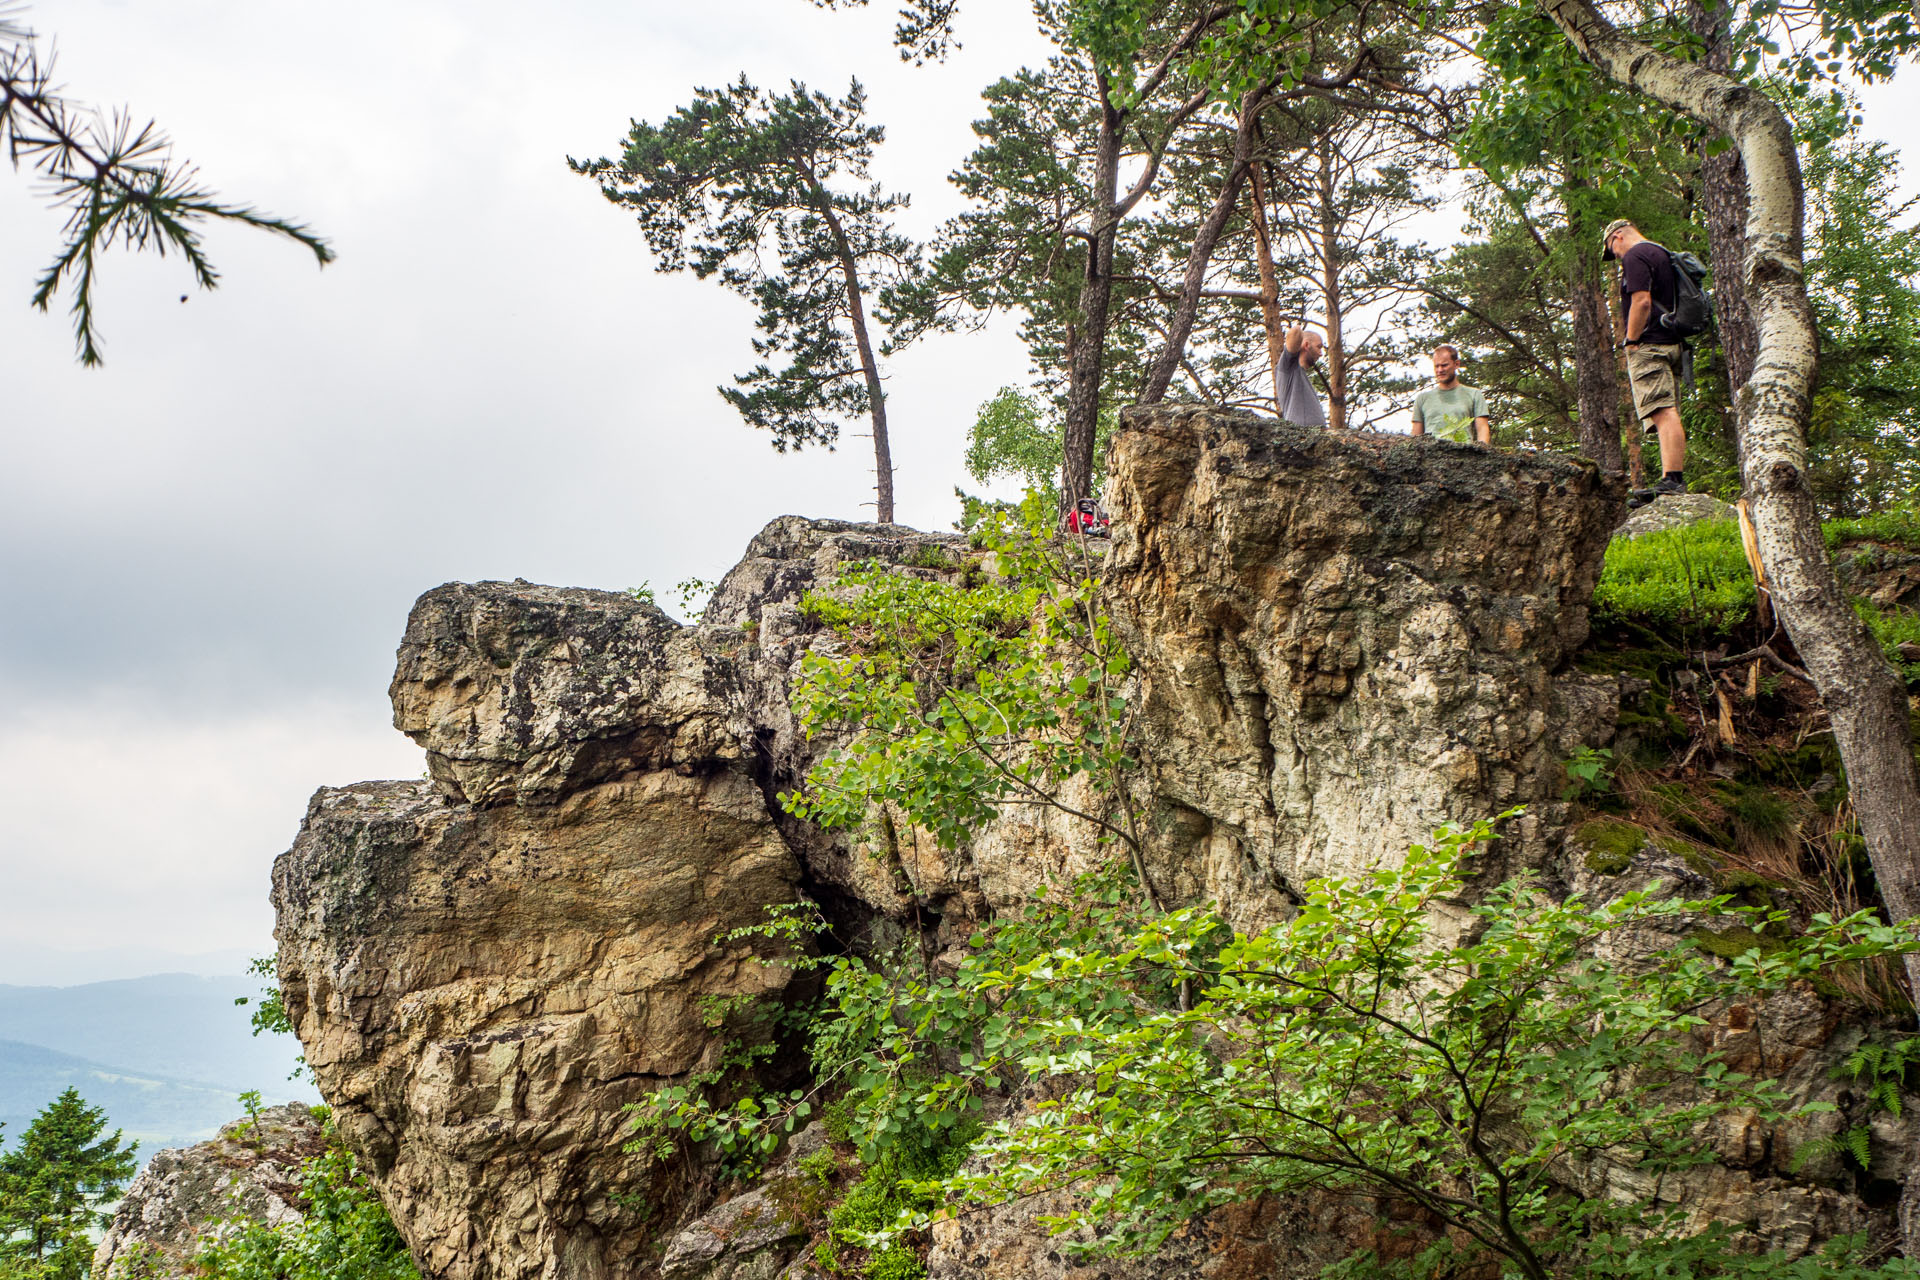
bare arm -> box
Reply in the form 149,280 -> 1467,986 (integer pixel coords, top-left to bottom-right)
1284,324 -> 1303,357
1474,416 -> 1491,445
1625,292 -> 1652,343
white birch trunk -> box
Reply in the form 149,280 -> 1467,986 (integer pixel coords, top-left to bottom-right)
1540,0 -> 1920,1248
1541,1 -> 1920,968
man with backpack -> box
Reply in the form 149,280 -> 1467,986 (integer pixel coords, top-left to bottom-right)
1603,219 -> 1710,508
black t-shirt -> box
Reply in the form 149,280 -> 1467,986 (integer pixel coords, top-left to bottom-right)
1620,241 -> 1682,345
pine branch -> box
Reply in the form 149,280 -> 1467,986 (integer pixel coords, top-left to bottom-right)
0,25 -> 331,364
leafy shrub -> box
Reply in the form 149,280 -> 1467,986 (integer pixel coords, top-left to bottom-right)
786,492 -> 1135,860
921,815 -> 1919,1280
1594,519 -> 1756,632
1825,501 -> 1920,551
1561,745 -> 1615,801
195,1117 -> 419,1280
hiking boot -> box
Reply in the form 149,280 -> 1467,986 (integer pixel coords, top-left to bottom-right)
1627,477 -> 1687,509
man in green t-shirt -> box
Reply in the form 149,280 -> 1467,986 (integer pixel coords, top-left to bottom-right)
1410,345 -> 1490,444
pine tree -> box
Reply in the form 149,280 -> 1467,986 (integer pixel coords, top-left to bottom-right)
571,78 -> 920,523
0,1089 -> 139,1280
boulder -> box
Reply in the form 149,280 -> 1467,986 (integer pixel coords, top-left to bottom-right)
1103,407 -> 1625,927
93,1104 -> 328,1279
392,581 -> 735,807
1614,490 -> 1737,538
275,581 -> 805,1280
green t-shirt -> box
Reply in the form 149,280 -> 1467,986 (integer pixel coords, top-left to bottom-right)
1413,384 -> 1489,443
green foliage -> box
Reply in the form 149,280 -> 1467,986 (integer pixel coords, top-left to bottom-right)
1836,1034 -> 1920,1119
963,388 -> 1117,501
1854,600 -> 1920,682
784,493 -> 1137,859
916,815 -> 1918,1279
1594,520 -> 1756,632
194,1118 -> 420,1280
624,845 -> 1186,1242
233,953 -> 306,1081
1562,745 -> 1616,801
824,1127 -> 976,1280
1794,96 -> 1920,516
623,980 -> 816,1176
570,76 -> 919,502
899,59 -> 1160,423
675,577 -> 716,616
1826,501 -> 1920,550
0,18 -> 332,365
0,1088 -> 139,1280
1794,1033 -> 1920,1175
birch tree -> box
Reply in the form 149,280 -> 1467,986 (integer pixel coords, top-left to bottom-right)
1534,0 -> 1920,980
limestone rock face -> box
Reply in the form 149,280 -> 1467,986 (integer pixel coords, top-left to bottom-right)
703,517 -> 981,927
392,581 -> 736,807
1104,408 -> 1625,926
93,1104 -> 328,1279
275,581 -> 804,1280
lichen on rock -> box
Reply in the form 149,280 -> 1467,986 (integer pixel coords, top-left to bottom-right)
93,1104 -> 328,1280
1103,407 -> 1625,927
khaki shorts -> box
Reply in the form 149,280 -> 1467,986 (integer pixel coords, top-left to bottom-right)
1626,342 -> 1683,430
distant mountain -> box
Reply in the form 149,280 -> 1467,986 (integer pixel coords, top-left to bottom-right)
0,974 -> 313,1102
0,942 -> 257,988
0,1038 -> 247,1158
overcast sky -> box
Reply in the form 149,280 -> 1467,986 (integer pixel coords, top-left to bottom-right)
1,0 -> 1914,984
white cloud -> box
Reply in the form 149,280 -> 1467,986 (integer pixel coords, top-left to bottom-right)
0,0 -> 1913,976
0,694 -> 424,963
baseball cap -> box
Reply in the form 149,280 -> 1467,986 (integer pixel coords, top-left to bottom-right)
1601,218 -> 1633,260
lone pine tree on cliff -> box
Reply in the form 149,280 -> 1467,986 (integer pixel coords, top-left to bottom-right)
572,78 -> 922,524
0,1088 -> 138,1280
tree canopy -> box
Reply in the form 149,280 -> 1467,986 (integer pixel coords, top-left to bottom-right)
572,77 -> 921,523
0,1088 -> 138,1280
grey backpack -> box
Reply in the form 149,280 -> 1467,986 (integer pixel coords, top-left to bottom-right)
1662,249 -> 1714,338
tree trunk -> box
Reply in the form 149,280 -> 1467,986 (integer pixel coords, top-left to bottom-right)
1688,0 -> 1759,404
1688,0 -> 1759,477
1248,160 -> 1288,417
1316,137 -> 1347,431
1601,255 -> 1648,486
1544,0 -> 1920,1091
1061,91 -> 1124,510
817,192 -> 895,523
1568,247 -> 1627,473
1142,94 -> 1258,404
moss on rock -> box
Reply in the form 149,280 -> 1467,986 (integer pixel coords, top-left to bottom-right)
1578,819 -> 1647,875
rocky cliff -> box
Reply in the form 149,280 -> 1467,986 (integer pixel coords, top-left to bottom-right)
262,408 -> 1906,1279
93,1104 -> 328,1279
1106,410 -> 1623,927
272,524 -> 970,1280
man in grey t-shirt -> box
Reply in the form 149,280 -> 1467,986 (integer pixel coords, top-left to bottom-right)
1410,344 -> 1490,444
1276,325 -> 1326,428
